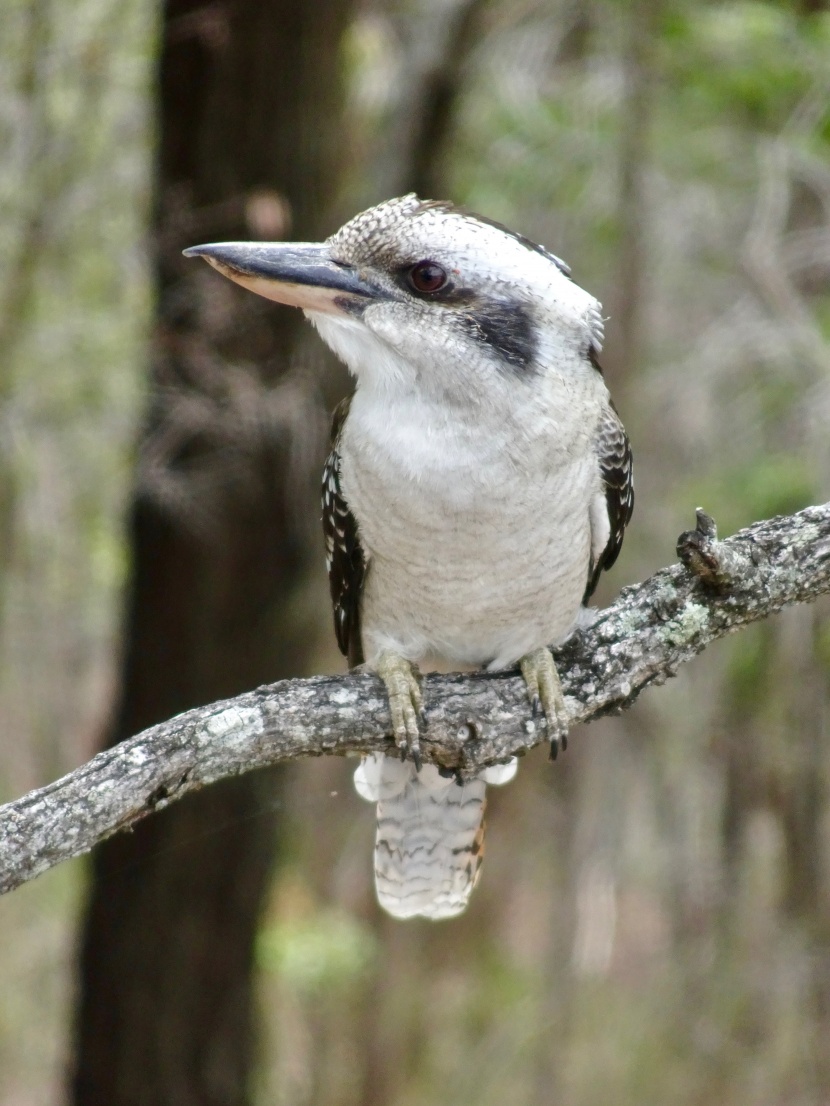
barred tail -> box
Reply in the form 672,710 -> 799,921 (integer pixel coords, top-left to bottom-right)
354,753 -> 517,920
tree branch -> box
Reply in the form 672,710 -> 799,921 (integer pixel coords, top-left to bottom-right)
2,503 -> 829,895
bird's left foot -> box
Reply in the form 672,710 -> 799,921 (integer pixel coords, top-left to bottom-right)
376,651 -> 424,768
520,646 -> 569,759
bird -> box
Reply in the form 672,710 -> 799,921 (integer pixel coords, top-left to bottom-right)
184,194 -> 633,920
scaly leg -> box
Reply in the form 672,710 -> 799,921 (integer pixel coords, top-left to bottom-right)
520,646 -> 569,759
376,651 -> 424,768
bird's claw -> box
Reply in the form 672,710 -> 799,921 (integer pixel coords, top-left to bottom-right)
520,647 -> 569,759
376,651 -> 424,768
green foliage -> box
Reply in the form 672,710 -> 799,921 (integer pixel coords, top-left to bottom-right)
258,909 -> 377,993
663,3 -> 830,130
815,617 -> 830,671
0,861 -> 86,1104
0,0 -> 154,792
684,453 -> 815,536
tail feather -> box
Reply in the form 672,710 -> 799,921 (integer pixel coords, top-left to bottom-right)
353,753 -> 516,920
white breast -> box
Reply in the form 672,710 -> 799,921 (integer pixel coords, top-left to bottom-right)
340,379 -> 604,669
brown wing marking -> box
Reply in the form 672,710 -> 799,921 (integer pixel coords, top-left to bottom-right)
585,399 -> 634,602
322,396 -> 366,667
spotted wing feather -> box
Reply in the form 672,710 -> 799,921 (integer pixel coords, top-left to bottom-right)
322,396 -> 366,667
586,401 -> 634,601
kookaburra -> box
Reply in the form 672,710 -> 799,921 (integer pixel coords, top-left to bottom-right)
184,194 -> 633,921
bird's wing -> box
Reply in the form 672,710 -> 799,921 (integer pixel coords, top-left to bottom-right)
322,396 -> 367,667
585,400 -> 634,601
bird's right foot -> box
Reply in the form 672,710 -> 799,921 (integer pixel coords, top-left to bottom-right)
376,651 -> 424,768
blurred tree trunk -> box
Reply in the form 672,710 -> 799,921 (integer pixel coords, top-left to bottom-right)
403,0 -> 488,200
70,2 -> 353,1104
358,0 -> 489,204
606,0 -> 662,385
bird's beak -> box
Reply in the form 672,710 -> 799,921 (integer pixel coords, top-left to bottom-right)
182,241 -> 379,314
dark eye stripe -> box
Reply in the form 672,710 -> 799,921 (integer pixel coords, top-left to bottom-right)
462,298 -> 538,373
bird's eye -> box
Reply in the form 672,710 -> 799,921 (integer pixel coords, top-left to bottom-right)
408,260 -> 448,294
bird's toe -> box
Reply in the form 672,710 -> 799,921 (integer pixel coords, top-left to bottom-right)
519,647 -> 570,758
377,651 -> 424,768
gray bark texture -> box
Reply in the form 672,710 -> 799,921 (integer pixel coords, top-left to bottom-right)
2,502 -> 829,895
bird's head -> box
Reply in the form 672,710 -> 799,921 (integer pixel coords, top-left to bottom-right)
184,195 -> 604,405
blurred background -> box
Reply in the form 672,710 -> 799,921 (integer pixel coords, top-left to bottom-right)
2,1 -> 830,1104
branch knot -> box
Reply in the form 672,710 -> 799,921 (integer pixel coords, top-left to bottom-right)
677,508 -> 748,591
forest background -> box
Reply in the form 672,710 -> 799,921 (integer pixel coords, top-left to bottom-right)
2,1 -> 830,1104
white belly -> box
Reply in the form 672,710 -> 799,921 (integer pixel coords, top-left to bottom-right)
340,409 -> 599,669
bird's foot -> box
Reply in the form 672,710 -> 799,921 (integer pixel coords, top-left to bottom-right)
376,651 -> 424,768
519,646 -> 569,760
